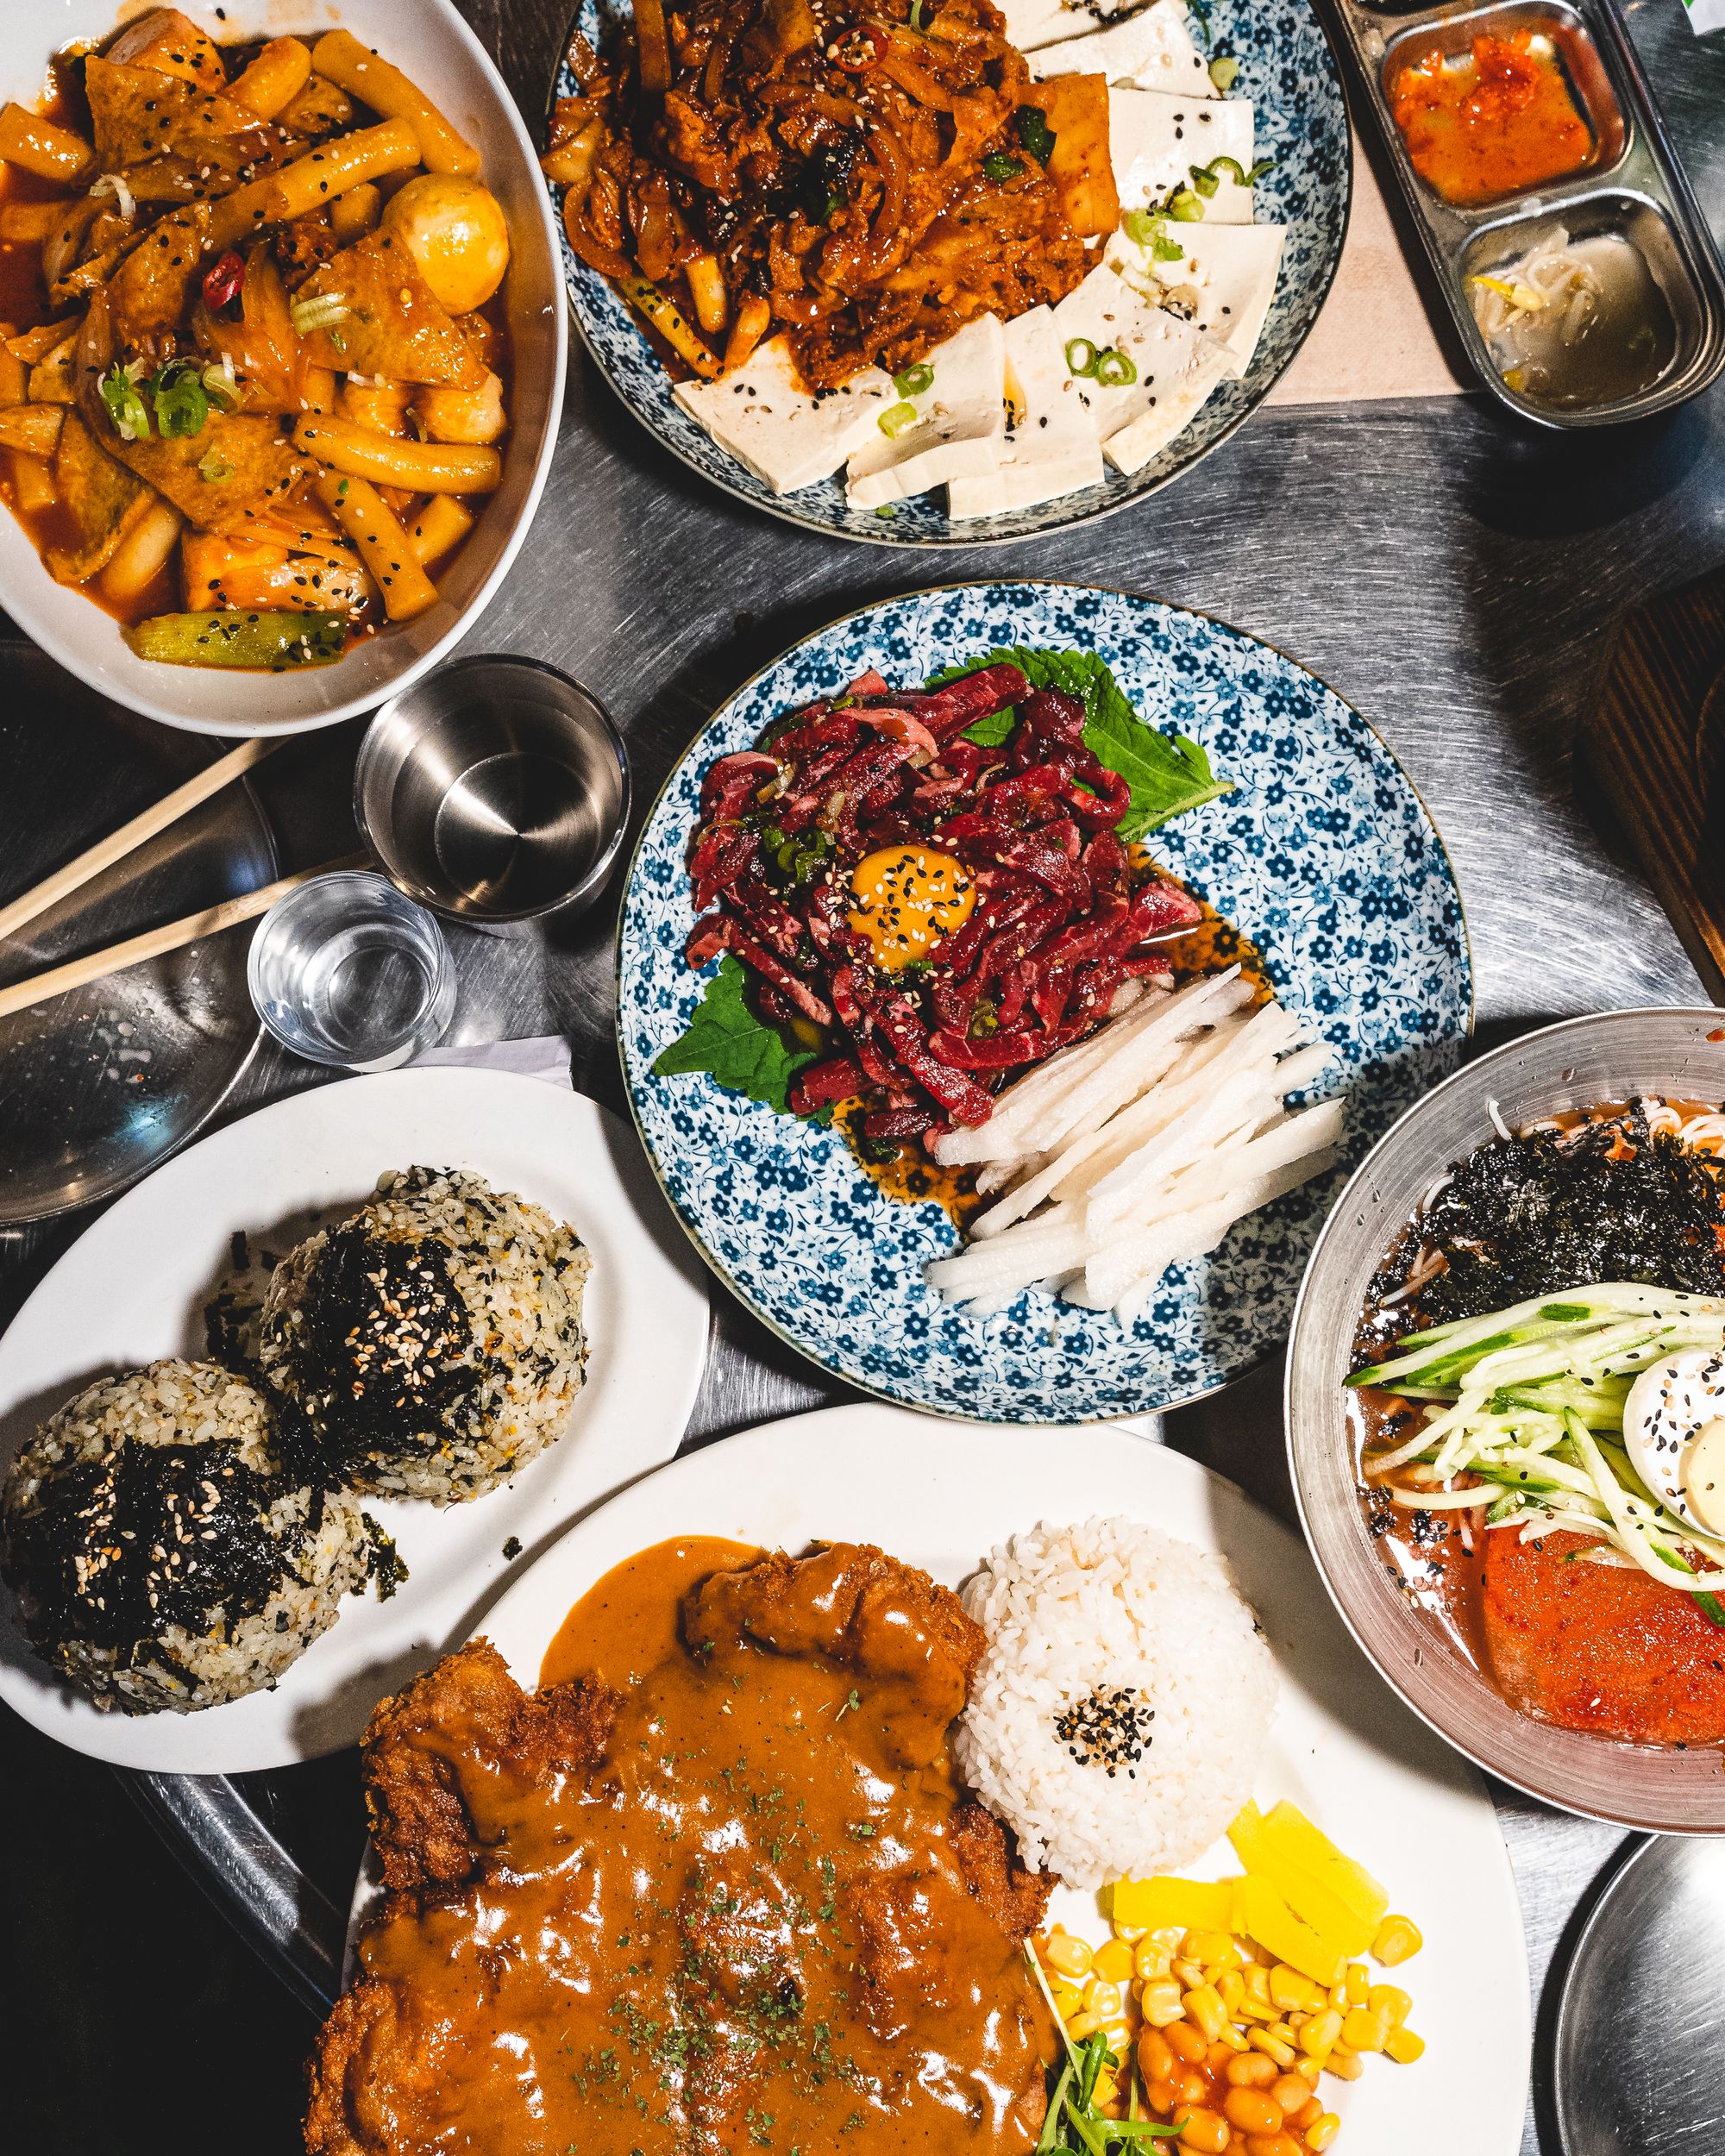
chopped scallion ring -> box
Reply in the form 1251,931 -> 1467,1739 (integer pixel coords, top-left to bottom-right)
878,399 -> 919,438
1063,336 -> 1099,378
1121,209 -> 1158,246
1188,162 -> 1220,197
1208,53 -> 1239,90
893,361 -> 934,396
1093,347 -> 1137,388
1165,186 -> 1204,222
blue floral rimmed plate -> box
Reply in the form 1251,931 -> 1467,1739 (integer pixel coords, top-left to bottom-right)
617,581 -> 1472,1422
547,1 -> 1352,546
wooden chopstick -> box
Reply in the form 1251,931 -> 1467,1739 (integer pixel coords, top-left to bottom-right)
0,852 -> 368,1023
0,736 -> 280,946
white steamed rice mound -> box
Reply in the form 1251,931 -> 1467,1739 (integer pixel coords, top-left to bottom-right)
954,1515 -> 1278,1889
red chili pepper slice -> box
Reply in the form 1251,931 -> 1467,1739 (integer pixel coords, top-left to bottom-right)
828,24 -> 888,68
202,249 -> 244,313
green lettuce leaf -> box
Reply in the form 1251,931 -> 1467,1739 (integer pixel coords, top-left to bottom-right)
652,955 -> 817,1113
932,644 -> 1233,838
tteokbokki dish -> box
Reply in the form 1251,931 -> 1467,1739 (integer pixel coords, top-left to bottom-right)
0,9 -> 513,670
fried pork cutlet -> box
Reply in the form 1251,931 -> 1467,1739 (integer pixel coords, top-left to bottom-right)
306,1545 -> 1055,2156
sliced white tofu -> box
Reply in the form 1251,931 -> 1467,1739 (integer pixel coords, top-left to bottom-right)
1107,88 -> 1253,218
1106,218 -> 1286,375
1050,261 -> 1214,438
845,315 -> 1006,509
674,336 -> 896,494
1028,0 -> 1216,95
1000,0 -> 1159,56
1101,335 -> 1230,472
947,306 -> 1103,518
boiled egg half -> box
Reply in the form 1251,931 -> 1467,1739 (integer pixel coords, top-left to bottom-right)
1623,1346 -> 1725,1536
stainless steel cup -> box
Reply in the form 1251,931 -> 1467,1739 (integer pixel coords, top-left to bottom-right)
354,655 -> 630,928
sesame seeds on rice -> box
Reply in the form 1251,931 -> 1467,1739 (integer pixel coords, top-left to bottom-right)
259,1166 -> 592,1504
954,1516 -> 1278,1890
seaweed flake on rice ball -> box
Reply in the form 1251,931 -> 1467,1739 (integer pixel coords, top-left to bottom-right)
0,1359 -> 372,1714
954,1516 -> 1278,1890
259,1166 -> 592,1504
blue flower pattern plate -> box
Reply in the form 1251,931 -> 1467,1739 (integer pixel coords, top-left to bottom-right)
548,1 -> 1351,545
618,584 -> 1472,1421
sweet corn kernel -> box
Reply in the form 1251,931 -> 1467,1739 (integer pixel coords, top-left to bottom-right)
1248,2029 -> 1295,2068
1141,1982 -> 1185,2028
1113,1917 -> 1150,1944
1327,1984 -> 1348,2012
1343,2007 -> 1389,2053
1295,2057 -> 1322,2085
1371,1915 -> 1423,1967
1217,1969 -> 1245,2014
1183,1985 -> 1227,2041
1243,1965 -> 1272,2005
1093,2066 -> 1121,2108
1270,1964 -> 1326,2013
1370,1984 -> 1412,2030
1045,1930 -> 1093,1979
1326,2046 -> 1364,2083
1084,1980 -> 1125,2022
1183,1929 -> 1233,1966
1299,2009 -> 1343,2060
1049,1979 -> 1084,2015
1307,2112 -> 1342,2151
1344,1964 -> 1371,2009
1173,1959 -> 1206,1990
1136,1933 -> 1178,1983
1068,2011 -> 1104,2040
1094,1939 -> 1137,1985
1385,2025 -> 1426,2065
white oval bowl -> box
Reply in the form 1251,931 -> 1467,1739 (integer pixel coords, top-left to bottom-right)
0,0 -> 566,735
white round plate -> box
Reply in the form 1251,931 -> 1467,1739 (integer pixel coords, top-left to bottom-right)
0,0 -> 566,735
0,1068 -> 709,1770
347,1405 -> 1530,2153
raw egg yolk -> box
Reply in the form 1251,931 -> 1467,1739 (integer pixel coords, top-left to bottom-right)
848,846 -> 975,968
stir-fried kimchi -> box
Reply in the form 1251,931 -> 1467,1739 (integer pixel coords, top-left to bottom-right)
683,661 -> 1202,1142
0,9 -> 511,668
547,0 -> 1103,392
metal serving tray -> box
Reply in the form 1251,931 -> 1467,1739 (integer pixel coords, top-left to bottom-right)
1331,0 -> 1725,425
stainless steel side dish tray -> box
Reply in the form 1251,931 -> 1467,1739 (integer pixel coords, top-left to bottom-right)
1334,0 -> 1725,424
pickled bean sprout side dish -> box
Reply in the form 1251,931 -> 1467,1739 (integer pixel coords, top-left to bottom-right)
0,9 -> 516,668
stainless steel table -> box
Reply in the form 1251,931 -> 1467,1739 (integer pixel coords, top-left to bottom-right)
4,1 -> 1725,2147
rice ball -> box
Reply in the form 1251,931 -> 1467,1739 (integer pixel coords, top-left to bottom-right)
259,1166 -> 591,1504
1,1359 -> 370,1714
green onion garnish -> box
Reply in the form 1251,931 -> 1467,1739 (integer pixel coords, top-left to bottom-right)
1188,161 -> 1220,197
1063,336 -> 1099,378
1015,105 -> 1056,164
1093,346 -> 1137,388
893,361 -> 934,396
878,399 -> 919,438
1166,186 -> 1205,222
1121,209 -> 1157,246
98,361 -> 152,442
1208,53 -> 1239,90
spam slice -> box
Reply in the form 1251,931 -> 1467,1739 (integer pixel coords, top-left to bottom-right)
675,336 -> 896,494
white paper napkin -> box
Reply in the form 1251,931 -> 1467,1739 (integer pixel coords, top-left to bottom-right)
410,1034 -> 574,1088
